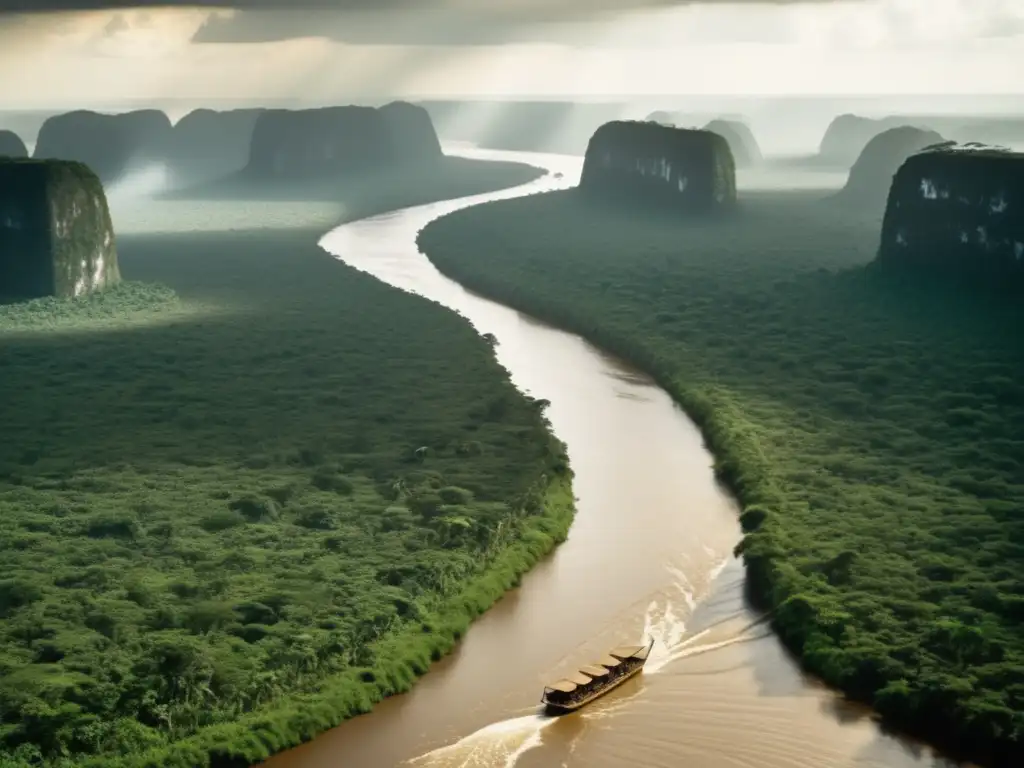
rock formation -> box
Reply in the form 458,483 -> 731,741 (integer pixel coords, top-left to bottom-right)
877,146 -> 1024,286
838,126 -> 946,207
704,119 -> 762,167
646,110 -> 678,125
378,100 -> 442,162
165,108 -> 264,188
0,110 -> 58,149
246,103 -> 442,178
819,114 -> 908,165
33,109 -> 172,186
580,120 -> 736,213
0,130 -> 27,158
0,159 -> 119,301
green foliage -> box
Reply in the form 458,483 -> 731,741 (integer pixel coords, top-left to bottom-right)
418,187 -> 1024,765
0,158 -> 571,766
0,159 -> 120,302
0,282 -> 176,332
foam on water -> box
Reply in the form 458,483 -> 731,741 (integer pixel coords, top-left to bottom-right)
405,714 -> 557,768
664,563 -> 696,613
708,554 -> 730,582
403,554 -> 753,767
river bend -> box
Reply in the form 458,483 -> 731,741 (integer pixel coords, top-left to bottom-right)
263,147 -> 958,768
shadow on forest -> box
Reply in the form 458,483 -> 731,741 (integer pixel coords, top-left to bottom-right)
0,226 -> 538,485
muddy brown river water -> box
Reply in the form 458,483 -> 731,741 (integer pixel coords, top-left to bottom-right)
261,148 -> 961,768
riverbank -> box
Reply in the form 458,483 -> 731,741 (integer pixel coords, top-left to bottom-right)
417,188 -> 1024,766
0,159 -> 573,767
85,477 -> 574,768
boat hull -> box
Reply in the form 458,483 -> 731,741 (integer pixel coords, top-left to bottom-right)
541,662 -> 645,715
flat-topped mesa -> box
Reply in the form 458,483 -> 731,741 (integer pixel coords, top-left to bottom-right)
246,103 -> 442,179
839,126 -> 947,206
704,119 -> 762,167
166,108 -> 265,188
0,158 -> 119,302
0,130 -> 27,158
378,100 -> 443,162
247,106 -> 389,177
33,109 -> 172,185
580,120 -> 736,213
877,146 -> 1024,286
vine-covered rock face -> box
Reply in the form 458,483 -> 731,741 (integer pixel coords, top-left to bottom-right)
165,108 -> 265,188
838,126 -> 946,206
0,129 -> 27,158
878,147 -> 1024,285
247,103 -> 443,178
0,159 -> 119,301
33,109 -> 172,185
580,120 -> 737,213
704,119 -> 762,167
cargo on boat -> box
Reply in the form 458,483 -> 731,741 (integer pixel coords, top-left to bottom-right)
541,638 -> 654,714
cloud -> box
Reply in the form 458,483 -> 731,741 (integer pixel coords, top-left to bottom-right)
0,0 -> 843,9
1,0 -> 1020,56
1,0 -> 1010,49
185,2 -> 870,47
0,1 -> 855,46
188,10 -> 565,46
0,7 -> 213,58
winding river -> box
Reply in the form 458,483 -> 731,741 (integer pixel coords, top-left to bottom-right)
263,148 -> 959,768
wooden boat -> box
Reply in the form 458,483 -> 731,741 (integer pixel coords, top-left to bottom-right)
540,638 -> 654,714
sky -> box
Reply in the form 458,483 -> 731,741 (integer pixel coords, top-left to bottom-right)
0,0 -> 1022,107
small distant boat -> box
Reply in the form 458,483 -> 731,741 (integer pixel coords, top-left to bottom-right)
540,638 -> 654,715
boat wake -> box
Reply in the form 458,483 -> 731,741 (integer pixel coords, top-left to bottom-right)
404,714 -> 556,768
404,555 -> 768,767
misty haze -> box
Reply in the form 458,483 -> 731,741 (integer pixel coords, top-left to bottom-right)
0,2 -> 1022,768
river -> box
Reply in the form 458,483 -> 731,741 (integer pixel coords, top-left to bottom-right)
262,148 -> 959,768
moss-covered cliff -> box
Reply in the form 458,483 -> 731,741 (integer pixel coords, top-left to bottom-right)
877,147 -> 1024,288
580,120 -> 736,213
247,103 -> 443,179
0,158 -> 119,301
